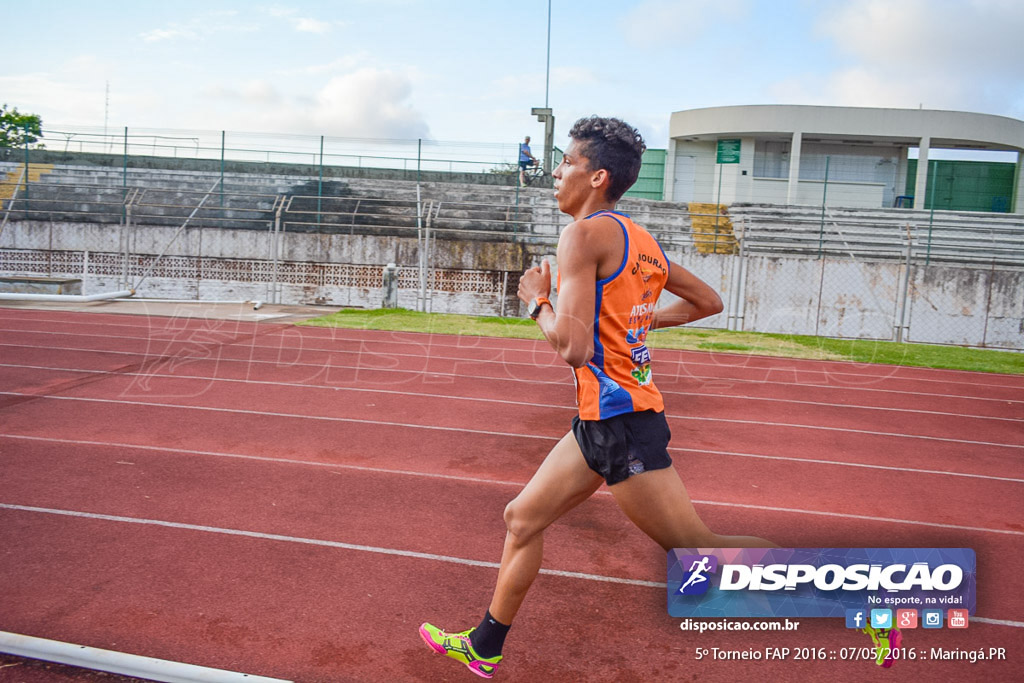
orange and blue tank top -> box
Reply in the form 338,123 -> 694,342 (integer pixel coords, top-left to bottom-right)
568,210 -> 670,421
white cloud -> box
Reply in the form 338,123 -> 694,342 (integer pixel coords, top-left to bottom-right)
622,0 -> 750,44
304,68 -> 430,138
265,6 -> 342,34
138,10 -> 257,43
203,80 -> 283,105
272,54 -> 370,77
293,17 -> 333,33
140,27 -> 198,43
204,68 -> 430,139
819,0 -> 1024,75
551,66 -> 599,88
792,0 -> 1024,115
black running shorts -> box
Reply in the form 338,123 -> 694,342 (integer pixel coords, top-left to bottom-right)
571,410 -> 673,486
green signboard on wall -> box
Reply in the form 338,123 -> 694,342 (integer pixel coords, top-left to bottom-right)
716,139 -> 741,164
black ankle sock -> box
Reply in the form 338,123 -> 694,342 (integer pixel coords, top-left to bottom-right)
468,610 -> 510,658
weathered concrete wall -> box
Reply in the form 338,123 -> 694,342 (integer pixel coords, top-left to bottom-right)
0,219 -> 538,316
905,266 -> 1024,347
0,220 -> 536,273
2,220 -> 1020,349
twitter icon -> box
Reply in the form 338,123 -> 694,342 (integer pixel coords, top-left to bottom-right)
870,609 -> 893,629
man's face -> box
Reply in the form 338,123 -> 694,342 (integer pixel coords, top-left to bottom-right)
552,139 -> 597,215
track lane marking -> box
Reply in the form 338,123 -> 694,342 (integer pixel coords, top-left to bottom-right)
2,435 -> 1021,533
4,339 -> 1019,403
0,503 -> 664,588
3,362 -> 1020,424
2,502 -> 1022,625
2,326 -> 1021,393
3,391 -> 1020,451
4,313 -> 1023,389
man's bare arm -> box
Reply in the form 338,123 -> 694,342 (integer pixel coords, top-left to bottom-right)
649,261 -> 723,330
517,221 -> 602,367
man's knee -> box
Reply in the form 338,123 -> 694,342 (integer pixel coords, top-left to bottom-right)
503,497 -> 542,542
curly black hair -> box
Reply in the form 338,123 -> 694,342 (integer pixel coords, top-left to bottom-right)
568,116 -> 646,202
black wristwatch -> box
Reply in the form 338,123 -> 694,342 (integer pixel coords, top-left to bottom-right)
528,297 -> 552,320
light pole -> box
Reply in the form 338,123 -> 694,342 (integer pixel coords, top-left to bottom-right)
536,0 -> 554,175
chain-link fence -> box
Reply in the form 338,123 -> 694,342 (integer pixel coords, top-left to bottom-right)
6,125 -> 554,187
674,208 -> 1023,350
669,142 -> 1020,214
2,138 -> 1022,350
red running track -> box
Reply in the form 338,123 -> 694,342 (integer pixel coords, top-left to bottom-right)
0,306 -> 1022,682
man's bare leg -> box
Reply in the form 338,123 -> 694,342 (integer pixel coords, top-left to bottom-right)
487,431 -> 604,624
609,465 -> 775,550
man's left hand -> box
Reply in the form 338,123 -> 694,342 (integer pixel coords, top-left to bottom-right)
518,259 -> 552,303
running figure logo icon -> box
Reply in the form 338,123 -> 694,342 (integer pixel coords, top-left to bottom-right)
677,555 -> 718,595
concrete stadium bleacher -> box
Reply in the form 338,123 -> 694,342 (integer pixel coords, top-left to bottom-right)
0,160 -> 544,240
3,154 -> 1022,266
731,203 -> 1024,267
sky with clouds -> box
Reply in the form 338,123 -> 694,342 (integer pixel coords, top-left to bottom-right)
3,0 -> 1023,152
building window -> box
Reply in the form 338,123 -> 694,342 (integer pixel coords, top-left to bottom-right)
753,140 -> 790,178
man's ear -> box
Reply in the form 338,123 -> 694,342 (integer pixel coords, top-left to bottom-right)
590,168 -> 610,191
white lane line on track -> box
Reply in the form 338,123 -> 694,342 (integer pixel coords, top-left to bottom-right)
3,391 -> 1020,451
0,503 -> 665,589
0,392 -> 558,441
2,434 -> 1021,534
3,326 -> 1021,393
689,500 -> 1024,536
4,361 -> 1021,425
0,310 -> 1015,380
974,617 -> 1024,627
0,363 -> 574,412
670,446 -> 1024,484
6,433 -> 1021,485
0,434 -> 529,488
2,501 -> 1022,629
5,314 -> 1023,389
4,342 -> 1019,405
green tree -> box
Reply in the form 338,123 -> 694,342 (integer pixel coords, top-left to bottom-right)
0,104 -> 44,147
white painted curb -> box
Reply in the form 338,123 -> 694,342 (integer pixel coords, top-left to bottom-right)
0,631 -> 293,683
0,289 -> 134,302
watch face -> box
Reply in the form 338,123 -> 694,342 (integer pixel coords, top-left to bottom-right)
529,299 -> 541,318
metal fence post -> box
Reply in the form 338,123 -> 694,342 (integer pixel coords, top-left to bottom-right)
926,160 -> 936,265
318,135 -> 324,227
220,131 -> 225,208
817,156 -> 830,258
416,139 -> 426,312
23,124 -> 31,217
714,163 -> 723,250
980,262 -> 996,348
895,224 -> 914,343
814,254 -> 827,337
122,126 -> 128,221
382,262 -> 398,308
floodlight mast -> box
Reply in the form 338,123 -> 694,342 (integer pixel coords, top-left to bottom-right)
532,107 -> 555,175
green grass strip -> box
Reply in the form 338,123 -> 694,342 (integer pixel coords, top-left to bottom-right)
300,308 -> 1024,375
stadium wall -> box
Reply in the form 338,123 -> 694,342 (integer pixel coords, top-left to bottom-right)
2,219 -> 1020,349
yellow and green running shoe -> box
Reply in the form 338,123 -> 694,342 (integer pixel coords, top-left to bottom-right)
419,623 -> 502,678
862,624 -> 902,668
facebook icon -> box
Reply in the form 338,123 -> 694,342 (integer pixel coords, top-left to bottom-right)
845,609 -> 867,629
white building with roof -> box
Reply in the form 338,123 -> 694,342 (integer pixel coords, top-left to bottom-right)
665,105 -> 1024,214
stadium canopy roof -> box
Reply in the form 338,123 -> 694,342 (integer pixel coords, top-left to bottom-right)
669,105 -> 1024,152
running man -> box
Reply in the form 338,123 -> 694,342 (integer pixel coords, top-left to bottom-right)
518,135 -> 537,186
420,116 -> 774,678
678,556 -> 713,593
